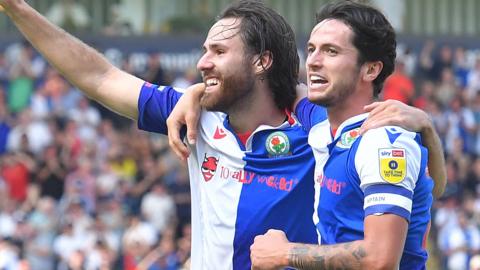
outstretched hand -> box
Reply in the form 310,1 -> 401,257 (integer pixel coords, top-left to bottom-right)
0,1 -> 25,13
0,0 -> 15,11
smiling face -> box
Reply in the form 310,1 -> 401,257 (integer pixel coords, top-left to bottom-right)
306,19 -> 362,107
196,17 -> 256,113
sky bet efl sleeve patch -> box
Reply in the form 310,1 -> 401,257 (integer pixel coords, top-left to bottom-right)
379,148 -> 406,184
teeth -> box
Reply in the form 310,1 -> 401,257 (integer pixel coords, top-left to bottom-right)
309,75 -> 327,85
206,78 -> 219,86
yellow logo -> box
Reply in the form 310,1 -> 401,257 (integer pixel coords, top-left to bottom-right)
379,148 -> 406,184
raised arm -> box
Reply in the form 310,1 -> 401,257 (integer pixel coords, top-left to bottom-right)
251,214 -> 407,270
0,0 -> 143,120
361,100 -> 446,198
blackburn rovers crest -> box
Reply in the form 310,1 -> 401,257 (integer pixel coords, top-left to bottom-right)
266,131 -> 290,157
337,128 -> 360,148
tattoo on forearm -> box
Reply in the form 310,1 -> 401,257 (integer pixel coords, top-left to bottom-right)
289,242 -> 366,270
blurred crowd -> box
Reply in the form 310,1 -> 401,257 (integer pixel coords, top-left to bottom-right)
382,41 -> 480,270
0,41 -> 196,270
2,37 -> 480,270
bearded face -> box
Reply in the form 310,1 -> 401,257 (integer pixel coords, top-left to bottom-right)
197,17 -> 257,113
200,58 -> 256,112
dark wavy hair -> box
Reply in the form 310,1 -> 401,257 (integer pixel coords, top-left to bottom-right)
316,0 -> 396,96
218,0 -> 299,110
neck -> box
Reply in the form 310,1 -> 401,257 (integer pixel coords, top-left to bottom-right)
327,85 -> 374,131
228,84 -> 286,133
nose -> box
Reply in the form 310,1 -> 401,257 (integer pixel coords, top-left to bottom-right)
306,50 -> 322,69
197,53 -> 214,71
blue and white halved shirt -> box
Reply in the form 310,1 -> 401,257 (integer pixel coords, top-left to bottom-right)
296,98 -> 433,270
137,83 -> 319,270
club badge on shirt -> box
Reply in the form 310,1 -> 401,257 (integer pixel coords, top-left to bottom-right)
265,131 -> 290,157
379,148 -> 406,184
337,128 -> 360,148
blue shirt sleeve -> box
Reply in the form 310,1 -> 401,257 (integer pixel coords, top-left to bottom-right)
294,97 -> 328,131
137,82 -> 183,134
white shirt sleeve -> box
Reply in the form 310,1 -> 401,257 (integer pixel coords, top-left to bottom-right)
354,126 -> 423,220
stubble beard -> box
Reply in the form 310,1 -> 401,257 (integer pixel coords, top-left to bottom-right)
200,69 -> 256,113
312,74 -> 359,108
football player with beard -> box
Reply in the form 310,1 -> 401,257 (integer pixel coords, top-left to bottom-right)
0,1 -> 318,269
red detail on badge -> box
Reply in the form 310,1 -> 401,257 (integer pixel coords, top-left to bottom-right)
392,150 -> 404,157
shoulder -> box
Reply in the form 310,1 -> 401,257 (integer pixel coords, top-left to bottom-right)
359,126 -> 420,150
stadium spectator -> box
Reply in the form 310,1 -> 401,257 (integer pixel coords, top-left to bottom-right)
142,53 -> 168,86
122,214 -> 158,270
6,42 -> 45,114
169,165 -> 191,236
46,0 -> 90,31
413,80 -> 435,110
102,3 -> 133,36
63,157 -> 96,214
0,199 -> 17,239
444,210 -> 480,270
24,197 -> 57,270
417,39 -> 436,82
140,181 -> 176,235
0,151 -> 34,203
6,108 -> 52,155
432,45 -> 454,82
453,46 -> 470,90
52,222 -> 85,269
436,67 -> 459,109
171,68 -> 198,89
0,53 -> 9,87
0,98 -> 11,155
382,58 -> 415,104
67,96 -> 101,143
444,96 -> 476,155
35,144 -> 66,201
467,57 -> 480,100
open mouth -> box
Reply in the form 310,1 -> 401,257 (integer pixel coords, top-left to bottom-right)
204,77 -> 220,92
206,78 -> 219,87
202,171 -> 213,181
309,75 -> 329,88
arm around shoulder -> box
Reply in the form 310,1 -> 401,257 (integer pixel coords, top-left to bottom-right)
361,100 -> 446,198
421,122 -> 446,198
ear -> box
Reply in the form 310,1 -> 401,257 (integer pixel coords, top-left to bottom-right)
361,61 -> 383,82
253,51 -> 273,75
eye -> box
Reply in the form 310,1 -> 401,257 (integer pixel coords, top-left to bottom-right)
307,46 -> 315,55
324,47 -> 338,56
216,49 -> 225,55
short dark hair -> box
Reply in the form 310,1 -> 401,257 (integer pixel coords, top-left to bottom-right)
316,0 -> 396,96
219,0 -> 299,110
